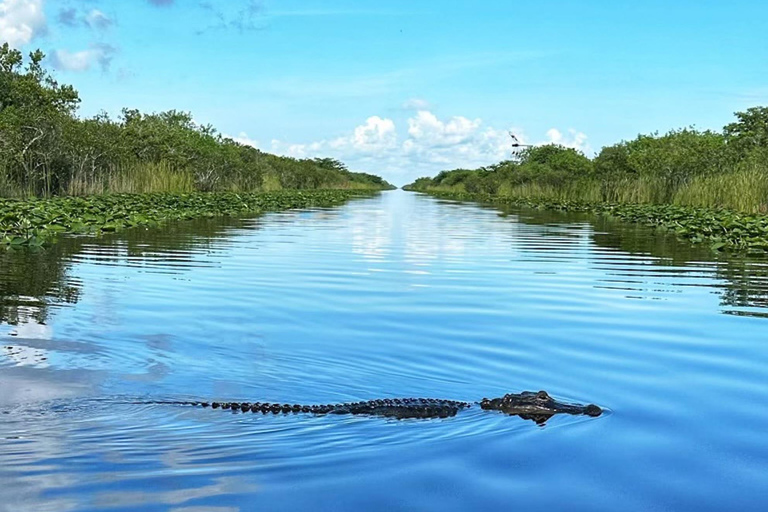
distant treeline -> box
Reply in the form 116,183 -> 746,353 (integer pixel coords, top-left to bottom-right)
405,107 -> 768,213
0,45 -> 393,198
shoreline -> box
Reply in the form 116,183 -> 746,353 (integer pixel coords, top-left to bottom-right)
0,190 -> 378,247
405,189 -> 768,255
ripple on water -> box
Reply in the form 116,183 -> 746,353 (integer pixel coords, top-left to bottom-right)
1,191 -> 768,511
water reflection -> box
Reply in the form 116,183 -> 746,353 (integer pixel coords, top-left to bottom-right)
2,199 -> 767,332
497,203 -> 768,315
0,215 -> 270,331
0,243 -> 80,327
2,192 -> 768,512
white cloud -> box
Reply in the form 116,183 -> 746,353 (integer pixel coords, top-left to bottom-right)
268,116 -> 397,159
346,115 -> 397,152
51,43 -> 116,72
85,9 -> 112,30
230,131 -> 260,149
546,128 -> 590,153
0,0 -> 46,48
56,7 -> 113,30
401,98 -> 431,110
407,110 -> 482,147
265,111 -> 513,181
233,105 -> 589,185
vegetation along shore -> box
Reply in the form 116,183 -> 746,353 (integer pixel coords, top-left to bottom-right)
405,107 -> 768,254
0,190 -> 376,247
0,44 -> 393,246
0,45 -> 393,197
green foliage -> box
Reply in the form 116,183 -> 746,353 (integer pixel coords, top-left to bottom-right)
724,106 -> 768,153
0,45 -> 81,196
0,46 -> 393,197
0,189 -> 375,247
406,107 -> 768,252
520,144 -> 593,176
405,145 -> 594,196
594,129 -> 729,198
414,190 -> 768,255
406,109 -> 768,214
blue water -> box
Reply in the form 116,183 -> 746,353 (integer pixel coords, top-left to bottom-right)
1,190 -> 767,511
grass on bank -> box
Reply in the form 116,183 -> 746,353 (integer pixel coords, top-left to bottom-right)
423,166 -> 768,215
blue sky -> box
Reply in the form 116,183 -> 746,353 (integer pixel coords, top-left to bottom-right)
1,0 -> 766,185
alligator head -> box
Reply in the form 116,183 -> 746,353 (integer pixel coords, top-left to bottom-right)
480,391 -> 602,425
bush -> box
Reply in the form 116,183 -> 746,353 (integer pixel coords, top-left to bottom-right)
0,45 -> 393,197
407,111 -> 768,213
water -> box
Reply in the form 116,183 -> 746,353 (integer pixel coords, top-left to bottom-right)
1,190 -> 767,511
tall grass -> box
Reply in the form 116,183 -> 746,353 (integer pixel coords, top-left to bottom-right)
0,166 -> 31,198
424,167 -> 768,214
259,173 -> 283,192
65,162 -> 195,196
494,180 -> 604,203
672,161 -> 768,214
407,121 -> 768,214
61,163 -> 394,197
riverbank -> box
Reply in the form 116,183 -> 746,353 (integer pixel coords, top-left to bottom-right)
0,190 -> 376,247
1,45 -> 394,198
407,190 -> 768,255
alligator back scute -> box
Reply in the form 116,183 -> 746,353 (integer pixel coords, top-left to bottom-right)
166,391 -> 601,424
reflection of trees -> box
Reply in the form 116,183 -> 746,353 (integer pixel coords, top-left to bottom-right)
493,201 -> 716,263
4,197 -> 768,326
588,215 -> 768,312
0,243 -> 80,326
70,216 -> 258,266
0,216 -> 261,326
716,260 -> 768,312
495,201 -> 768,314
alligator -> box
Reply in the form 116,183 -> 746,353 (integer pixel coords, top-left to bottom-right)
155,391 -> 603,425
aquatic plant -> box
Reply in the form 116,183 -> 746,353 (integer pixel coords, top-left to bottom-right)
0,190 -> 375,247
411,190 -> 768,255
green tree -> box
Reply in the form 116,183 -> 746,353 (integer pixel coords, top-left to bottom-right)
0,45 -> 392,197
0,45 -> 80,194
724,106 -> 768,153
520,144 -> 593,177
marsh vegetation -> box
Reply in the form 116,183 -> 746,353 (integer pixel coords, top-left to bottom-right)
0,45 -> 393,198
0,189 -> 374,246
406,107 -> 768,252
406,108 -> 768,213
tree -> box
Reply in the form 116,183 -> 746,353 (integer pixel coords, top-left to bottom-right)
0,45 -> 390,196
724,106 -> 768,154
0,44 -> 80,194
520,144 -> 593,177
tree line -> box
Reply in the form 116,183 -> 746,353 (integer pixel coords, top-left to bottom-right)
406,107 -> 768,213
0,45 -> 393,198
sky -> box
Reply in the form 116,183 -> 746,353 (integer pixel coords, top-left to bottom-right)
1,0 -> 767,185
